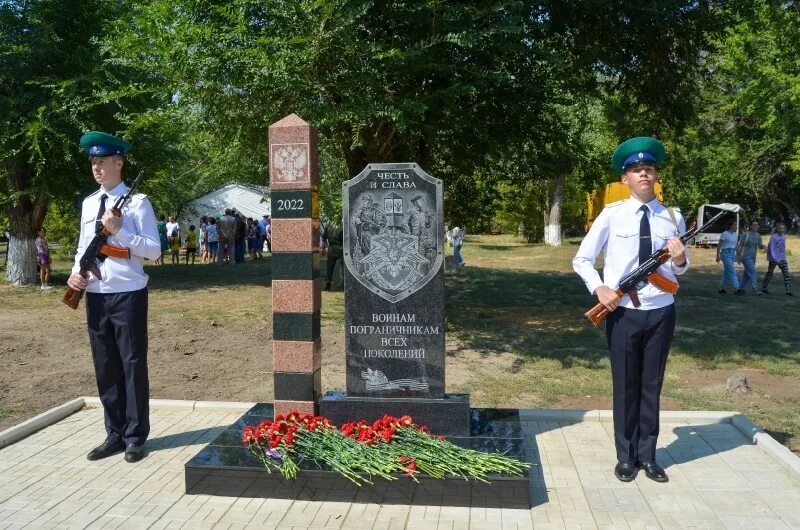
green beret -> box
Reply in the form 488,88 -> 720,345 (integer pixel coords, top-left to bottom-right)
79,131 -> 133,159
611,137 -> 666,173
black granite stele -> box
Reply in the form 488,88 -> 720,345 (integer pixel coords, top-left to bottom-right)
185,404 -> 532,508
343,164 -> 446,400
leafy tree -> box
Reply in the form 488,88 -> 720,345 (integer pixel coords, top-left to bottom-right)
669,1 -> 800,225
0,0 -> 142,284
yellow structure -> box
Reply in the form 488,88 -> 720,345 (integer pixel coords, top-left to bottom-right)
586,181 -> 663,230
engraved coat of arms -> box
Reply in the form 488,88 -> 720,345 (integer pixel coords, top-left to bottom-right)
343,164 -> 443,303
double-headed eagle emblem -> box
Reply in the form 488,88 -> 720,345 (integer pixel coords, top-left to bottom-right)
273,145 -> 308,182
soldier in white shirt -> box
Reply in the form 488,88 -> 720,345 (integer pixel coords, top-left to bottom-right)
67,131 -> 161,463
573,137 -> 689,484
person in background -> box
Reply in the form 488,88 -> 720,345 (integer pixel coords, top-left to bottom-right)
322,217 -> 343,291
156,214 -> 168,265
234,212 -> 247,263
450,226 -> 466,269
206,217 -> 218,263
253,218 -> 263,259
716,218 -> 740,294
217,209 -> 236,265
199,216 -> 209,263
185,224 -> 197,265
35,227 -> 53,290
246,218 -> 258,260
169,230 -> 180,264
762,222 -> 793,296
258,214 -> 269,253
737,220 -> 764,294
165,215 -> 180,242
266,218 -> 272,253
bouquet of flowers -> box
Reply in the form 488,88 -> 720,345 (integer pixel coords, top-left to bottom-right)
242,412 -> 527,485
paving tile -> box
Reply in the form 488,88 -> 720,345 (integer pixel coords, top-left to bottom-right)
1,407 -> 799,529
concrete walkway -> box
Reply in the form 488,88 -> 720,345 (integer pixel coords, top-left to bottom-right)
0,404 -> 798,529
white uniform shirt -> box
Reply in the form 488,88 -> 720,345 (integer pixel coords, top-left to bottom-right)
72,182 -> 161,293
572,197 -> 690,310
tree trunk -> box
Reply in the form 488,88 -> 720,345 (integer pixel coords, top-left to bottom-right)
544,175 -> 565,246
6,235 -> 37,286
4,156 -> 49,285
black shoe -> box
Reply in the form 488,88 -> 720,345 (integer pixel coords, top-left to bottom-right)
762,289 -> 770,295
637,461 -> 669,482
323,283 -> 331,291
718,288 -> 726,294
787,292 -> 794,297
735,289 -> 746,295
87,439 -> 124,461
614,461 -> 638,482
124,443 -> 145,463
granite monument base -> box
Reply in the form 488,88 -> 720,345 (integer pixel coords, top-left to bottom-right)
318,391 -> 470,436
185,403 -> 532,508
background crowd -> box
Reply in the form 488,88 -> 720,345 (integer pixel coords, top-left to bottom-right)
153,211 -> 271,266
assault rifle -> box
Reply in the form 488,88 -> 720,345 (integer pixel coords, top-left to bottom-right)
63,172 -> 144,309
584,209 -> 728,327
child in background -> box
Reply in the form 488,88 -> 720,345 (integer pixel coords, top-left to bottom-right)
762,222 -> 793,296
247,218 -> 258,260
206,218 -> 218,263
185,225 -> 198,265
170,231 -> 181,264
35,227 -> 53,290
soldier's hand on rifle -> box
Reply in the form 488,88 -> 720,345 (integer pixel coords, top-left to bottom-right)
67,272 -> 88,291
666,236 -> 686,267
595,285 -> 622,312
101,210 -> 122,235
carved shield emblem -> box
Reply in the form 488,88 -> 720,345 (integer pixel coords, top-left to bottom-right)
343,163 -> 443,303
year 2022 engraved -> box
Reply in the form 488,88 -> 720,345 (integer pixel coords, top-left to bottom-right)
276,198 -> 304,211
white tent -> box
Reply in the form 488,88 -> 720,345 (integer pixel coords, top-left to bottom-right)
178,183 -> 271,232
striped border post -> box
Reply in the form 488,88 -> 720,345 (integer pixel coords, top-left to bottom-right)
268,114 -> 321,417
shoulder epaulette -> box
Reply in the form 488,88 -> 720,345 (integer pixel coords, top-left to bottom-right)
604,200 -> 625,208
86,189 -> 102,199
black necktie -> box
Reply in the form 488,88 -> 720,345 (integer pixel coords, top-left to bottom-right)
96,193 -> 108,261
639,204 -> 651,265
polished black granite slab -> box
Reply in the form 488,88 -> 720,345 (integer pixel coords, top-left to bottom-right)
319,391 -> 470,436
185,403 -> 532,507
342,164 -> 446,400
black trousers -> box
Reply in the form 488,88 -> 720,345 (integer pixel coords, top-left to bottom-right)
326,253 -> 341,285
86,288 -> 150,445
606,304 -> 675,463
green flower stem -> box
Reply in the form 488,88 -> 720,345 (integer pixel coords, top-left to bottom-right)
247,422 -> 529,484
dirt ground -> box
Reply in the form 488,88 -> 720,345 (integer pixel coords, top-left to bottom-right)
0,303 -> 344,432
1,303 -> 795,433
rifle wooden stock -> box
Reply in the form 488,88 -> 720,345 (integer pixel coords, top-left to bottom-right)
99,243 -> 130,259
62,285 -> 85,310
62,270 -> 93,309
647,271 -> 679,295
584,272 -> 680,328
585,288 -> 625,328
